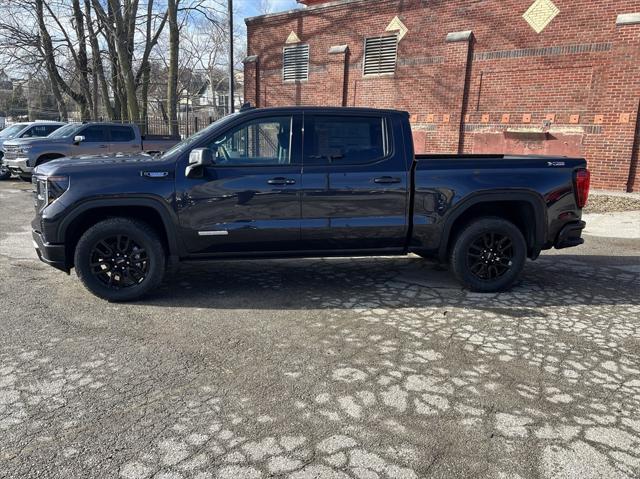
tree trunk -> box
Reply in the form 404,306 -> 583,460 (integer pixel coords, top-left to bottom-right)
107,0 -> 140,122
141,64 -> 150,133
35,0 -> 68,121
167,0 -> 179,136
72,0 -> 93,119
85,0 -> 115,119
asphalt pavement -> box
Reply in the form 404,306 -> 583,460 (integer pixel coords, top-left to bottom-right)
1,179 -> 639,478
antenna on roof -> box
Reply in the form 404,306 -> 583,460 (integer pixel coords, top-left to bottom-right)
240,102 -> 255,112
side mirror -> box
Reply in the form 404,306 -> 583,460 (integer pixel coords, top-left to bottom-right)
73,135 -> 85,145
185,147 -> 214,178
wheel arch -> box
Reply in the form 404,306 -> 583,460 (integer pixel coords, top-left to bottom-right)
438,190 -> 547,262
58,198 -> 183,268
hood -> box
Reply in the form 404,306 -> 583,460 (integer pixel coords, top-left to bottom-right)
3,137 -> 69,147
35,152 -> 170,177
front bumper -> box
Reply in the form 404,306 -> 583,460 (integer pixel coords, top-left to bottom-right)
5,157 -> 33,174
555,221 -> 586,249
32,229 -> 69,273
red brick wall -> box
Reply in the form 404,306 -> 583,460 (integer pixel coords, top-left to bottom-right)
245,0 -> 640,191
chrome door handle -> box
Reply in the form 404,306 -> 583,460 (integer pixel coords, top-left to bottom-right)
373,176 -> 401,184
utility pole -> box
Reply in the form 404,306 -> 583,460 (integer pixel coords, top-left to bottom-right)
228,0 -> 235,114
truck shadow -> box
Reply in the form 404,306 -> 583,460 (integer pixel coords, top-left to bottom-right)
142,254 -> 640,310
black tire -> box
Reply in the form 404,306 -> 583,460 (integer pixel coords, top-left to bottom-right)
74,218 -> 166,302
19,174 -> 31,182
450,217 -> 527,293
0,166 -> 10,180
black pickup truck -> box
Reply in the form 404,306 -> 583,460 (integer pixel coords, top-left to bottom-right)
31,106 -> 590,301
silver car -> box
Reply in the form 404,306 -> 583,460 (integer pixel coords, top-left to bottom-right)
0,122 -> 65,180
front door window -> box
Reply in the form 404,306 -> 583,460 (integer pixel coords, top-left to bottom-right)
208,116 -> 293,166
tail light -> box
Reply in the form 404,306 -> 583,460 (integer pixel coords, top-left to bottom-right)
574,168 -> 590,209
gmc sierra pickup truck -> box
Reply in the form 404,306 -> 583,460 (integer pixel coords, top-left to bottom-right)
31,106 -> 590,301
4,122 -> 179,181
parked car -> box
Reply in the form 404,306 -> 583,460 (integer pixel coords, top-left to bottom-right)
0,121 -> 65,180
3,122 -> 179,180
31,106 -> 590,301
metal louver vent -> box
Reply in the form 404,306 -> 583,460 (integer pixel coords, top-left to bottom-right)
363,35 -> 398,76
283,44 -> 309,81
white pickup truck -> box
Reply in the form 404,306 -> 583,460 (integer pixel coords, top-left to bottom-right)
3,122 -> 180,180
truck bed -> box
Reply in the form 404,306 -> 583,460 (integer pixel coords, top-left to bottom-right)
410,153 -> 587,256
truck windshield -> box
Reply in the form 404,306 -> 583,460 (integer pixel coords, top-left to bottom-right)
160,113 -> 239,160
0,124 -> 28,139
48,123 -> 82,139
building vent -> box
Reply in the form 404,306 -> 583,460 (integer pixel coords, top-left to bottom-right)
363,34 -> 398,76
283,44 -> 310,81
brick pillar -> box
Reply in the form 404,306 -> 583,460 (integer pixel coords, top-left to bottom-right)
586,14 -> 640,191
243,55 -> 260,107
438,31 -> 474,153
617,14 -> 640,192
327,45 -> 349,107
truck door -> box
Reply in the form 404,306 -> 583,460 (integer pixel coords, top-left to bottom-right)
178,113 -> 303,254
301,113 -> 409,251
74,125 -> 110,155
109,125 -> 140,154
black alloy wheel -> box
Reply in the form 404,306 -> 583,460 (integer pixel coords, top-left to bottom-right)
450,217 -> 527,293
90,235 -> 149,289
75,218 -> 166,301
466,232 -> 514,280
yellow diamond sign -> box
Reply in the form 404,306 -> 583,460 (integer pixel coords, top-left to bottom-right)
386,16 -> 408,41
523,0 -> 560,33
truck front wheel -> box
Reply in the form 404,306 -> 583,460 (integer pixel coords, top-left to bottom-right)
74,218 -> 166,302
450,217 -> 527,293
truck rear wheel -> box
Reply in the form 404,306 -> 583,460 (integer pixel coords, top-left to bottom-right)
450,217 -> 527,293
74,218 -> 166,302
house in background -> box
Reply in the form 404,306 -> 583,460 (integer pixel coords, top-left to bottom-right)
189,72 -> 245,115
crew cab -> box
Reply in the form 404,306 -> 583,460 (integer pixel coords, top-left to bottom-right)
0,121 -> 65,180
4,122 -> 179,180
31,107 -> 590,301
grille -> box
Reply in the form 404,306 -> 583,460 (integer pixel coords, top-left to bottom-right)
363,35 -> 398,76
283,44 -> 309,81
3,144 -> 20,161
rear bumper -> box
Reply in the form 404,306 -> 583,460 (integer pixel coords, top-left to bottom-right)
32,230 -> 69,273
555,221 -> 586,249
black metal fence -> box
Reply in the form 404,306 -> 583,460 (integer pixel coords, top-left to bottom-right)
68,110 -> 228,139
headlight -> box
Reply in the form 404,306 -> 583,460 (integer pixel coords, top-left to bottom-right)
17,146 -> 32,155
37,175 -> 69,208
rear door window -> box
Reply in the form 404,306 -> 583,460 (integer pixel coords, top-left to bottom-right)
42,124 -> 62,136
303,115 -> 388,165
22,125 -> 56,138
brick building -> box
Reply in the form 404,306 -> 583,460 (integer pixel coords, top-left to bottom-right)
244,0 -> 640,191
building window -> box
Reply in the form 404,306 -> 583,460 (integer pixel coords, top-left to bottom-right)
363,34 -> 398,76
217,94 -> 229,107
283,44 -> 309,81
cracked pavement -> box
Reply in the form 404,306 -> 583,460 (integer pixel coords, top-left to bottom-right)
1,180 -> 639,478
